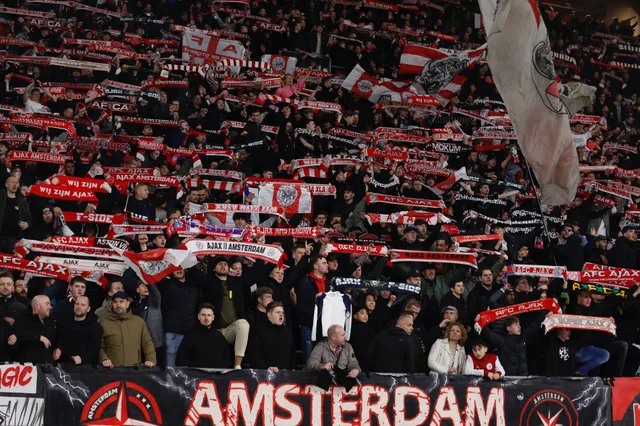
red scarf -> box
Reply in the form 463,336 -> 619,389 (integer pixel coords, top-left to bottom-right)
309,272 -> 326,293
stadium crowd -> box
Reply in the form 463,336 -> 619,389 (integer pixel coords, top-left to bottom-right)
0,0 -> 638,381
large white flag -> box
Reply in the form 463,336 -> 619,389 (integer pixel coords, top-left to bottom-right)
480,0 -> 593,205
182,28 -> 245,64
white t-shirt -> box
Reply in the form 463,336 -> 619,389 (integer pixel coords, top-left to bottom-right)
25,99 -> 50,114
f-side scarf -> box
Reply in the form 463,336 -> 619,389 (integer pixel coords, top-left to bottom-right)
62,212 -> 115,224
365,193 -> 445,210
390,250 -> 478,268
542,314 -> 616,335
184,240 -> 283,265
331,277 -> 421,296
474,298 -> 561,333
0,254 -> 69,281
325,243 -> 389,257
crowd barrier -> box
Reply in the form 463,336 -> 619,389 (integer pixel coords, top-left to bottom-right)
1,363 -> 639,425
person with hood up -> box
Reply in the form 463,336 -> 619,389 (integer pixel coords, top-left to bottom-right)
56,295 -> 102,364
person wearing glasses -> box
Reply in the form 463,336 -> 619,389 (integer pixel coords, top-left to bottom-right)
551,223 -> 585,271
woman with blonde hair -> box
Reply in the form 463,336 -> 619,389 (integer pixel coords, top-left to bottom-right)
428,322 -> 467,374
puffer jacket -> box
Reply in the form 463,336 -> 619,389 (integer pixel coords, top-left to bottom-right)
99,310 -> 156,366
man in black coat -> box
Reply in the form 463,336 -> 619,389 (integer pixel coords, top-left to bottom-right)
296,255 -> 329,361
608,227 -> 638,269
0,273 -> 27,330
247,302 -> 294,371
53,276 -> 87,322
56,296 -> 102,364
551,224 -> 585,271
13,295 -> 59,363
176,303 -> 230,368
369,312 -> 415,373
440,281 -> 469,327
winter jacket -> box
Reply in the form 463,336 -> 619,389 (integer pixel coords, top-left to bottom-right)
348,319 -> 376,372
56,313 -> 102,364
433,265 -> 472,305
552,233 -> 585,271
175,323 -> 230,368
608,236 -> 638,269
296,275 -> 321,328
481,313 -> 545,376
247,322 -> 295,369
157,274 -> 202,335
14,313 -> 58,363
0,294 -> 27,320
99,310 -> 156,366
307,340 -> 360,373
132,285 -> 163,348
440,292 -> 469,326
427,338 -> 466,374
368,326 -> 414,374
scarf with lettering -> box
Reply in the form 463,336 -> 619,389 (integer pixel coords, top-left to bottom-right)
36,256 -> 127,277
29,184 -> 98,202
190,168 -> 244,180
2,116 -> 77,136
167,219 -> 243,239
243,226 -> 326,239
184,240 -> 284,265
325,243 -> 389,257
542,314 -> 616,335
189,203 -> 287,221
50,236 -> 129,250
474,298 -> 561,333
331,277 -> 421,296
452,234 -> 501,244
107,224 -> 167,239
15,239 -> 120,259
390,250 -> 478,268
453,194 -> 508,206
365,193 -> 445,210
506,264 -> 567,278
62,212 -> 115,224
0,254 -> 69,281
185,178 -> 239,192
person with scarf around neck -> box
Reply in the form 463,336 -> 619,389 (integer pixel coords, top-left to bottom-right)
296,254 -> 329,361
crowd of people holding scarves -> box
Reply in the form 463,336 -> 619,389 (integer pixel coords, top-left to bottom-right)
0,0 -> 637,382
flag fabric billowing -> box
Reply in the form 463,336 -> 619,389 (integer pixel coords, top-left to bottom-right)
399,44 -> 486,105
479,0 -> 590,205
258,183 -> 312,215
182,28 -> 245,64
341,64 -> 417,103
261,55 -> 298,74
111,245 -> 198,284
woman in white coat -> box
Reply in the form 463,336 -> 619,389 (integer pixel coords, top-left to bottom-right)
428,322 -> 467,374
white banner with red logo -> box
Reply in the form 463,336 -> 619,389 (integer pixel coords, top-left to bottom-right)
181,27 -> 245,64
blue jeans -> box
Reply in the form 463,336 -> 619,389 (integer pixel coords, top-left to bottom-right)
164,332 -> 184,367
301,327 -> 312,362
576,345 -> 610,375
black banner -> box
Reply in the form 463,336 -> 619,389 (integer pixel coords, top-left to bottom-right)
44,365 -> 611,425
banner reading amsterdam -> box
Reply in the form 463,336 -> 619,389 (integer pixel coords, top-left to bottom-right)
44,366 -> 611,426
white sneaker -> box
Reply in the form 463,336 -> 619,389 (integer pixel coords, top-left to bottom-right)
234,365 -> 242,370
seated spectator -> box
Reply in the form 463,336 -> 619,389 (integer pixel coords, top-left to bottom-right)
176,303 -> 230,369
307,324 -> 360,378
428,322 -> 467,374
463,338 -> 505,380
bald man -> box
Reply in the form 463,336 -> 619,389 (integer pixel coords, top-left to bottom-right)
306,324 -> 360,378
14,295 -> 60,363
0,175 -> 32,253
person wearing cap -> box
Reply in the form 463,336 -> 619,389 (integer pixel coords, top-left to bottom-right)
95,281 -> 125,323
608,226 -> 637,269
585,234 -> 609,265
30,206 -> 57,241
99,290 -> 156,368
440,281 -> 470,327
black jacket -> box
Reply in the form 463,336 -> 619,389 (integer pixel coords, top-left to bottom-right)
0,189 -> 31,234
544,335 -> 577,376
295,275 -> 321,328
14,313 -> 58,363
481,313 -> 545,376
176,323 -> 230,368
608,236 -> 638,269
467,285 -> 498,326
52,298 -> 74,322
369,326 -> 414,374
157,275 -> 201,335
247,322 -> 294,369
440,292 -> 469,326
0,294 -> 27,320
552,233 -> 585,271
56,313 -> 102,364
348,319 -> 376,372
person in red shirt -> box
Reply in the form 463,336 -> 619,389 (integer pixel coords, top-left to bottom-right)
463,338 -> 505,380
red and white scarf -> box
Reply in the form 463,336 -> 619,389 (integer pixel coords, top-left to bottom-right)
36,256 -> 127,276
542,314 -> 616,335
0,254 -> 69,281
243,226 -> 326,239
390,250 -> 477,268
16,239 -> 120,259
29,184 -> 98,202
474,298 -> 561,333
453,234 -> 501,244
62,212 -> 115,224
184,240 -> 284,265
506,264 -> 567,278
190,203 -> 287,221
45,176 -> 112,193
325,243 -> 389,257
365,193 -> 445,210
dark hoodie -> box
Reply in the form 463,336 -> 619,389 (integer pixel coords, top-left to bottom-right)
175,323 -> 230,368
56,313 -> 102,364
247,321 -> 295,369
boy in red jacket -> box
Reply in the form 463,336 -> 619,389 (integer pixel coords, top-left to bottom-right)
463,338 -> 505,380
